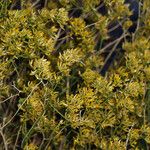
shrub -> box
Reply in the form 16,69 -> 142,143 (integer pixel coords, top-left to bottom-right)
0,0 -> 150,149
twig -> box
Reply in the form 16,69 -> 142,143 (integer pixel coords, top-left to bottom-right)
13,126 -> 21,150
0,126 -> 8,150
95,32 -> 129,55
125,123 -> 135,150
0,94 -> 19,104
31,0 -> 41,8
1,81 -> 42,129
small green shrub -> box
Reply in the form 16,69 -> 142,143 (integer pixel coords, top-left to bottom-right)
0,0 -> 150,149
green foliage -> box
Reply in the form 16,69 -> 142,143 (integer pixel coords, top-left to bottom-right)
0,0 -> 150,149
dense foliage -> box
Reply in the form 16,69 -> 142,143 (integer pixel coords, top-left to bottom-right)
0,0 -> 150,149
